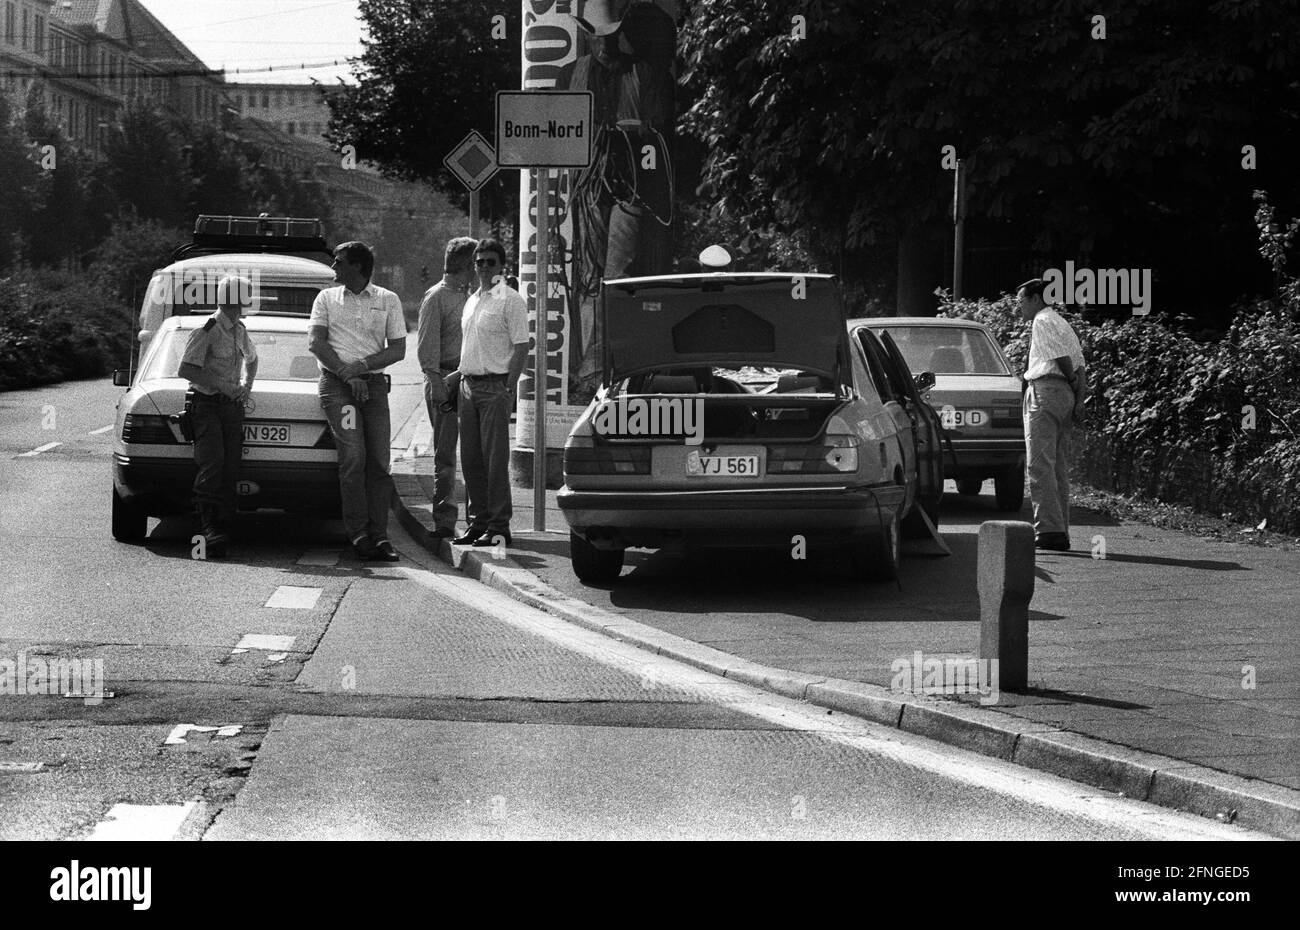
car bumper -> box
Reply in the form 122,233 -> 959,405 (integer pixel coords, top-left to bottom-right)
558,483 -> 907,549
944,438 -> 1024,478
114,454 -> 340,513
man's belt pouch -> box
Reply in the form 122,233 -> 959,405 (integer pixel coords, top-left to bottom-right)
170,388 -> 196,442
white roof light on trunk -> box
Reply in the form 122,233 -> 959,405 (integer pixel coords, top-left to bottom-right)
699,245 -> 732,269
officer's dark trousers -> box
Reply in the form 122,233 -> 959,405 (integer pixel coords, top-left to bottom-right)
458,375 -> 512,534
320,371 -> 394,544
192,393 -> 244,521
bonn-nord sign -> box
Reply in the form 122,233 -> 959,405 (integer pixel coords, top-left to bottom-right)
494,90 -> 594,168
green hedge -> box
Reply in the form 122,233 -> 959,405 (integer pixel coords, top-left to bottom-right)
936,285 -> 1300,534
0,271 -> 134,392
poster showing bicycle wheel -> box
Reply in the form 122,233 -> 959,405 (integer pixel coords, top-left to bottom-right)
516,0 -> 680,460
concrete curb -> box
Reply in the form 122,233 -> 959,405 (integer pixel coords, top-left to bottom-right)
391,472 -> 1300,839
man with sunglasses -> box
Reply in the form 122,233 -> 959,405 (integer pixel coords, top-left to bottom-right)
452,238 -> 530,547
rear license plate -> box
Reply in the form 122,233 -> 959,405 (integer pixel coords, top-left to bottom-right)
243,422 -> 291,445
940,408 -> 987,428
686,451 -> 762,477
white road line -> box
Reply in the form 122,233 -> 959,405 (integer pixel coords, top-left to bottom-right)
263,586 -> 321,609
89,802 -> 198,840
17,442 -> 62,457
89,425 -> 115,435
234,633 -> 297,652
397,564 -> 1262,841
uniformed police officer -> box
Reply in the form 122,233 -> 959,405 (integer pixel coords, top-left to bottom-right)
178,275 -> 259,554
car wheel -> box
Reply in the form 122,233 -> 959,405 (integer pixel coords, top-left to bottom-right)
995,465 -> 1026,511
570,532 -> 625,584
111,488 -> 147,542
956,478 -> 983,496
901,494 -> 940,539
850,512 -> 900,582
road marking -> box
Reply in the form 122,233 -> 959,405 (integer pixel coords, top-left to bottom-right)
263,586 -> 320,609
165,724 -> 243,745
0,761 -> 45,774
89,802 -> 198,840
234,633 -> 296,652
297,550 -> 340,567
17,442 -> 62,457
89,425 -> 114,435
396,563 -> 1260,840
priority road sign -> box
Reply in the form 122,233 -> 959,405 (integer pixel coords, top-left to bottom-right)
443,130 -> 499,192
495,90 -> 594,168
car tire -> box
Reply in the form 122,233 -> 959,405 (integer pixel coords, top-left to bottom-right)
111,488 -> 147,542
956,478 -> 983,496
850,512 -> 900,582
995,465 -> 1026,511
570,532 -> 625,584
901,494 -> 940,539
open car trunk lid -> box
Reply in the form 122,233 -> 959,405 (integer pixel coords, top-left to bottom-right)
601,274 -> 850,388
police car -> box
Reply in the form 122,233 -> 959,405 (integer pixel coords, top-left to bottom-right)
111,216 -> 339,541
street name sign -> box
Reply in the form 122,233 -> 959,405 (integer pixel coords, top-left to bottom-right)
495,90 -> 594,168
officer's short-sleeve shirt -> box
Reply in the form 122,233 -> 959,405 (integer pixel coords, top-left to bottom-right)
1025,307 -> 1085,381
181,311 -> 257,395
309,283 -> 406,371
459,282 -> 529,376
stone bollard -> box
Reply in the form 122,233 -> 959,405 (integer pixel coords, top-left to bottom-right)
977,521 -> 1035,691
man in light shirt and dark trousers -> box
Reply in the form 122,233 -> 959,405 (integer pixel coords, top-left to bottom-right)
1015,277 -> 1089,551
452,238 -> 530,548
309,241 -> 407,561
417,237 -> 478,539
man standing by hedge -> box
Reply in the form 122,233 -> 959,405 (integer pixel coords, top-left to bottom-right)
1016,277 -> 1089,551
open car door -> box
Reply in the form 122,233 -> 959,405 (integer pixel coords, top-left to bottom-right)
878,330 -> 944,526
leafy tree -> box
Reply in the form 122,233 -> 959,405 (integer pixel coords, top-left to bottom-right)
680,0 -> 1300,319
22,90 -> 97,269
99,104 -> 194,228
0,93 -> 44,273
323,0 -> 519,224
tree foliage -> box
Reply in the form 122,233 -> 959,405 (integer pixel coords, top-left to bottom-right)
680,0 -> 1300,315
325,0 -> 520,224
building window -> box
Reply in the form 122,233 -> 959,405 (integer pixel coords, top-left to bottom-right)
20,5 -> 28,49
34,13 -> 42,55
261,93 -> 269,108
4,3 -> 14,45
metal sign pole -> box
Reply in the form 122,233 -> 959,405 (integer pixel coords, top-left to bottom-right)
533,169 -> 548,531
469,189 -> 480,238
953,159 -> 966,300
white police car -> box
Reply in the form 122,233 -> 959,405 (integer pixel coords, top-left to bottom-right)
111,215 -> 340,541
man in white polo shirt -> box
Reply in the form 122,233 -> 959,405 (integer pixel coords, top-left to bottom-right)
452,238 -> 530,547
309,241 -> 407,561
1016,277 -> 1089,551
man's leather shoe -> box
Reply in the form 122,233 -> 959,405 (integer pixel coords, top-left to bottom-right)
371,539 -> 400,561
352,536 -> 377,560
451,526 -> 487,545
1035,533 -> 1070,551
428,526 -> 455,540
472,530 -> 511,548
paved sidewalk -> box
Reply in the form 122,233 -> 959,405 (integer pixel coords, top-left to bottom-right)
389,404 -> 1299,837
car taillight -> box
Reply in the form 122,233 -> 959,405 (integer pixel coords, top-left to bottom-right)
121,413 -> 180,444
767,434 -> 859,474
564,436 -> 651,475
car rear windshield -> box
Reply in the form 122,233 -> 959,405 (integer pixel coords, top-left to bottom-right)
140,328 -> 320,382
870,325 -> 1010,375
140,281 -> 322,320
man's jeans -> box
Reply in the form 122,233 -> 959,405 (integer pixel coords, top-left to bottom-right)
1023,377 -> 1075,536
191,393 -> 244,521
320,372 -> 394,543
458,375 -> 512,533
424,372 -> 459,533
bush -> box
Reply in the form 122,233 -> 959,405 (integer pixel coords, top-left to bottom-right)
935,286 -> 1300,533
0,269 -> 134,391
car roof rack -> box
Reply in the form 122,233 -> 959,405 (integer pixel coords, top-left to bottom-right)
170,214 -> 332,262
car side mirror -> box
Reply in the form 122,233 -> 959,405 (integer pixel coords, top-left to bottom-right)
113,369 -> 132,387
914,371 -> 936,393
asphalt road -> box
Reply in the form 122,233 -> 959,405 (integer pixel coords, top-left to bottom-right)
0,372 -> 1267,840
